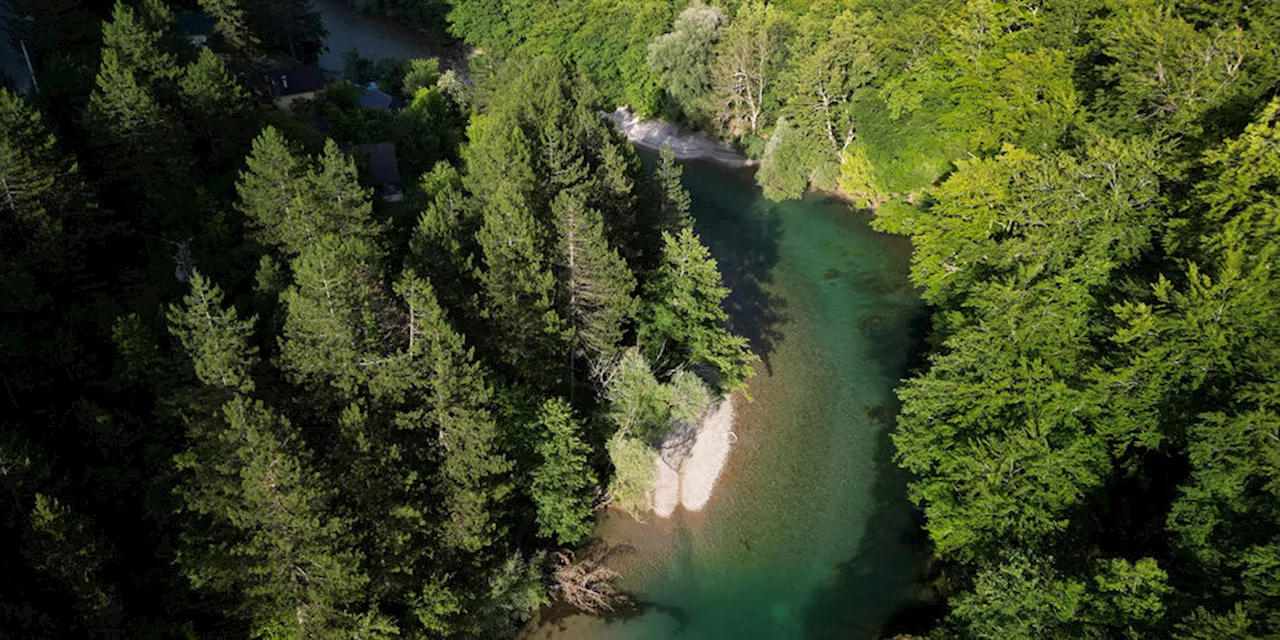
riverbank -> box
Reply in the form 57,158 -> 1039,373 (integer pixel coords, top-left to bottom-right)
652,397 -> 736,518
603,108 -> 756,168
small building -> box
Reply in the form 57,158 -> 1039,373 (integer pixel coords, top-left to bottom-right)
265,65 -> 325,109
358,83 -> 396,110
177,11 -> 214,48
354,142 -> 404,202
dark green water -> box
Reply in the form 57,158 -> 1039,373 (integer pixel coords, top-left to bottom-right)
529,159 -> 928,639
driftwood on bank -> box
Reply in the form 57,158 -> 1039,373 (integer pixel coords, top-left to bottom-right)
549,542 -> 632,614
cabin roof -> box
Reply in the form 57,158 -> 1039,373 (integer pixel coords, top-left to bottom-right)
353,142 -> 402,186
266,66 -> 325,97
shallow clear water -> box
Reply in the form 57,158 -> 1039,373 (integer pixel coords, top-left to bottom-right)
529,160 -> 927,639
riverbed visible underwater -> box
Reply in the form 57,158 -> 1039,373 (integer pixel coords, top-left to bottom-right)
528,159 -> 929,639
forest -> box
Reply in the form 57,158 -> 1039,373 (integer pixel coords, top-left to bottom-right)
3,0 -> 1280,638
1,0 -> 754,636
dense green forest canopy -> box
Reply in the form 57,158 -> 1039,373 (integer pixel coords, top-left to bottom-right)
3,0 -> 1280,638
441,0 -> 1280,637
1,0 -> 752,636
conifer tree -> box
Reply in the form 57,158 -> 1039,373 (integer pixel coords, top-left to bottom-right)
655,142 -> 693,234
84,48 -> 186,210
237,126 -> 307,248
166,271 -> 258,393
23,493 -> 122,632
640,228 -> 754,393
409,162 -> 479,315
396,271 -> 512,556
476,183 -> 569,387
529,398 -> 596,545
179,48 -> 249,161
198,0 -> 260,53
174,396 -> 379,638
551,191 -> 636,372
101,1 -> 179,87
0,89 -> 90,247
237,130 -> 377,257
279,234 -> 381,396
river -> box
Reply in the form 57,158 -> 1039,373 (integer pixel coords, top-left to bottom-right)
526,159 -> 928,639
312,0 -> 446,72
309,3 -> 930,636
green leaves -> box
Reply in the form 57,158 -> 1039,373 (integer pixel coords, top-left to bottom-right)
529,398 -> 596,545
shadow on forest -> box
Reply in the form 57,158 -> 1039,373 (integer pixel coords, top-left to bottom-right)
679,160 -> 788,376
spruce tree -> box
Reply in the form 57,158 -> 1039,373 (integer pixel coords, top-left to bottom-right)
640,228 -> 754,393
237,130 -> 377,257
0,89 -> 90,247
174,395 -> 379,638
166,271 -> 258,393
179,48 -> 249,161
396,271 -> 512,556
236,126 -> 307,250
551,190 -> 636,372
198,0 -> 260,53
279,234 -> 382,396
476,183 -> 569,387
655,142 -> 693,234
101,1 -> 179,87
84,48 -> 186,211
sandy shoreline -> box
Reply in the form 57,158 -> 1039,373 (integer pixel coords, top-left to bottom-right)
651,397 -> 736,518
602,108 -> 757,169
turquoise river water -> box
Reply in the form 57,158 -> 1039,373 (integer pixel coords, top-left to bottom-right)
303,2 -> 930,636
528,159 -> 929,639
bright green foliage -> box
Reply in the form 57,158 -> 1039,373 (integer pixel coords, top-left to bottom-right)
947,554 -> 1170,638
948,554 -> 1089,638
175,396 -> 377,638
279,234 -> 381,396
23,494 -> 121,630
1095,2 -> 1262,139
605,348 -> 670,441
757,116 -> 835,201
640,228 -> 755,394
167,271 -> 258,393
236,128 -> 377,257
647,2 -> 724,122
198,0 -> 260,52
402,58 -> 441,98
529,398 -> 596,544
604,348 -> 712,445
711,0 -> 792,136
101,1 -> 179,86
606,433 -> 657,519
552,191 -> 636,368
1174,605 -> 1255,639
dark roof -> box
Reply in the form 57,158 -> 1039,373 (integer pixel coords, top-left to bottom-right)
354,142 -> 402,186
177,11 -> 214,36
265,66 -> 325,97
359,87 -> 395,110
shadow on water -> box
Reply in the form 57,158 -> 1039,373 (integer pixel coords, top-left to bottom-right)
799,293 -> 943,639
680,161 -> 788,375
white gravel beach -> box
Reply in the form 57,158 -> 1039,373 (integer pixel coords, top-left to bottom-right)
602,108 -> 756,168
650,396 -> 737,517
